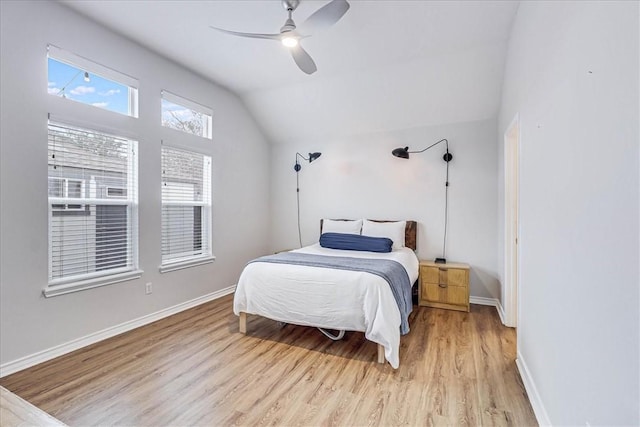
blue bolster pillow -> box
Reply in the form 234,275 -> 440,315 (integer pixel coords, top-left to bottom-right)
319,232 -> 393,253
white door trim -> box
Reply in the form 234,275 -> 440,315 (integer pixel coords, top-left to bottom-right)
504,113 -> 520,328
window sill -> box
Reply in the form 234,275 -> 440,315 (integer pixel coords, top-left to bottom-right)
43,269 -> 144,298
159,256 -> 216,273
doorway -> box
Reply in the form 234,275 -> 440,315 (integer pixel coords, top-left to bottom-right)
504,114 -> 520,328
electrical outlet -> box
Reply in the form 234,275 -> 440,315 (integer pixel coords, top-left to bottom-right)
145,282 -> 152,295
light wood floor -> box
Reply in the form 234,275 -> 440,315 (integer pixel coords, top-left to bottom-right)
1,386 -> 67,426
0,295 -> 537,426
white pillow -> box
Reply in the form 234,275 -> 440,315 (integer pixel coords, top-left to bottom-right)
361,220 -> 406,250
322,219 -> 363,235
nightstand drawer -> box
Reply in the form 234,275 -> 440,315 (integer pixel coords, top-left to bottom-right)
420,266 -> 467,287
420,266 -> 440,283
445,268 -> 467,287
422,282 -> 468,306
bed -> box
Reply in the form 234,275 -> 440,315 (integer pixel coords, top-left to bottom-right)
233,220 -> 418,368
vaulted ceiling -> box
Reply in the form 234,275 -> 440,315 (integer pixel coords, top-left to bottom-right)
60,0 -> 519,144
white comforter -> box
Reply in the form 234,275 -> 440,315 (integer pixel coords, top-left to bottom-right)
233,244 -> 419,368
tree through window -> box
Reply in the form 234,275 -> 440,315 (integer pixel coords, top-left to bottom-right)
161,91 -> 212,139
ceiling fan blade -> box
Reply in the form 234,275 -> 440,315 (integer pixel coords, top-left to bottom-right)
290,45 -> 317,75
300,0 -> 350,34
209,26 -> 281,40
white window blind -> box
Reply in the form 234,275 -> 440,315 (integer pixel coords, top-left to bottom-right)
161,146 -> 212,265
48,122 -> 138,285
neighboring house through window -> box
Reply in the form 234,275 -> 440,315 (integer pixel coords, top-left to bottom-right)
160,146 -> 213,271
46,121 -> 139,295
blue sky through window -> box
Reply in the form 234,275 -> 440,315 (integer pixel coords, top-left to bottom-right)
48,58 -> 130,115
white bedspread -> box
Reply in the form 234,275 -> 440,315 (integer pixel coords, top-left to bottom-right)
233,244 -> 419,368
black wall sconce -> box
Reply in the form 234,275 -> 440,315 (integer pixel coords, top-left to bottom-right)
295,152 -> 322,247
392,139 -> 452,263
294,152 -> 322,171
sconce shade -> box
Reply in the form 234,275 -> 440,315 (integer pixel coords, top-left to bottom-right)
294,151 -> 322,172
392,147 -> 410,159
309,152 -> 322,162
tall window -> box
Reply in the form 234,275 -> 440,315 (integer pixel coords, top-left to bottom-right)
47,122 -> 138,290
161,91 -> 212,139
161,146 -> 212,268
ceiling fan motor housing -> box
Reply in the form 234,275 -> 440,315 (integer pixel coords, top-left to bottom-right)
282,0 -> 300,12
280,18 -> 296,33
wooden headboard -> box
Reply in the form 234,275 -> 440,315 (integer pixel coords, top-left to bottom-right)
320,219 -> 417,251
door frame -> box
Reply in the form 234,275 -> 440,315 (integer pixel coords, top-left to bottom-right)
504,113 -> 520,328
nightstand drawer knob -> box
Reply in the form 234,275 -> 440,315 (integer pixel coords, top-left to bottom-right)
439,283 -> 447,288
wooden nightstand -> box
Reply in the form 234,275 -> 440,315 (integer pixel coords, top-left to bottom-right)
418,261 -> 470,312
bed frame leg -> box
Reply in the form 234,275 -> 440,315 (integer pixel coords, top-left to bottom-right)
239,312 -> 246,334
377,344 -> 385,364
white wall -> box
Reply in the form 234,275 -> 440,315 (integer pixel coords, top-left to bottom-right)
270,118 -> 500,299
0,1 -> 270,366
498,1 -> 639,425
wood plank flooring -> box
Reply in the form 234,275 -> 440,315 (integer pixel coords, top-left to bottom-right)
0,295 -> 537,426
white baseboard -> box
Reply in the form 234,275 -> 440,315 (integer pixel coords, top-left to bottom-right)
0,285 -> 236,378
469,295 -> 498,306
469,296 -> 507,324
496,300 -> 506,325
516,351 -> 552,426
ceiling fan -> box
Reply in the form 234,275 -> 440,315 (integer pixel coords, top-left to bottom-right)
209,0 -> 350,75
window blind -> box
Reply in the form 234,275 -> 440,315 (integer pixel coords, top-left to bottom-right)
161,146 -> 212,264
48,122 -> 138,284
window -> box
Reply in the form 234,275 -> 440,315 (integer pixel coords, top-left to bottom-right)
46,121 -> 139,294
161,91 -> 212,139
49,177 -> 86,211
47,45 -> 138,117
161,146 -> 212,270
106,187 -> 127,198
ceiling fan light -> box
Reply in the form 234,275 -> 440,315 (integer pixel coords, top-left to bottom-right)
282,36 -> 298,47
